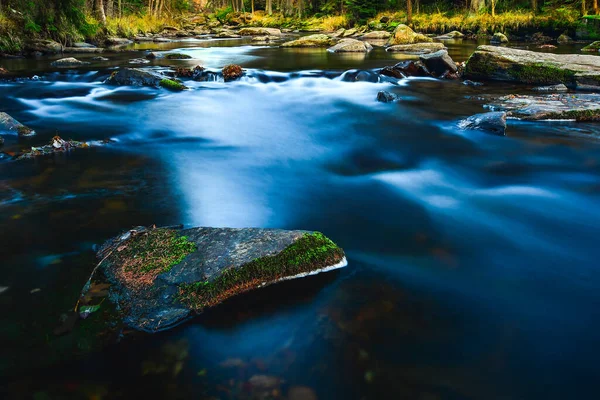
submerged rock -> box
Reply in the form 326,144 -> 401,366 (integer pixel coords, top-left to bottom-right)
281,34 -> 334,48
419,50 -> 457,77
387,24 -> 432,46
50,57 -> 88,67
376,91 -> 400,103
0,112 -> 35,136
532,83 -> 569,92
328,39 -> 372,53
105,68 -> 188,91
464,45 -> 600,89
252,35 -> 280,43
458,112 -> 507,136
88,226 -> 347,332
14,135 -> 102,159
386,42 -> 445,54
485,93 -> 600,121
239,27 -> 282,36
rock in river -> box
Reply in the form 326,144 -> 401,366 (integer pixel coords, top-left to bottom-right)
464,45 -> 600,89
0,112 -> 35,136
419,50 -> 457,77
51,57 -> 89,67
485,93 -> 600,121
239,27 -> 282,36
281,34 -> 334,48
386,42 -> 446,54
328,39 -> 372,53
361,31 -> 391,40
86,226 -> 347,332
376,91 -> 400,103
458,112 -> 507,136
387,24 -> 432,46
105,68 -> 188,91
491,32 -> 509,44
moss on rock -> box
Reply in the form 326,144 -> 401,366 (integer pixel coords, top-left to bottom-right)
507,63 -> 576,84
159,78 -> 187,91
582,41 -> 600,51
178,232 -> 345,310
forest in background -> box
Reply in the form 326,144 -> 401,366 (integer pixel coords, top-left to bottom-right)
0,0 -> 598,52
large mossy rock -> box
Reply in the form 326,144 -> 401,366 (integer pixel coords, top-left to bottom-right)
281,34 -> 335,48
328,38 -> 373,53
581,41 -> 600,51
485,93 -> 600,121
464,45 -> 600,89
239,27 -> 282,36
89,226 -> 347,332
386,42 -> 445,54
24,39 -> 62,54
387,24 -> 432,46
105,68 -> 187,91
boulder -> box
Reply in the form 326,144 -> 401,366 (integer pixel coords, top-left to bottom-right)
62,47 -> 105,54
458,112 -> 507,136
164,53 -> 192,60
105,68 -> 187,91
0,112 -> 35,137
557,34 -> 573,44
419,50 -> 457,77
73,42 -> 96,48
86,226 -> 346,332
50,57 -> 88,67
376,91 -> 400,103
328,39 -> 373,53
239,27 -> 282,36
342,28 -> 358,37
24,39 -> 62,54
386,42 -> 445,54
491,32 -> 509,44
252,35 -> 280,43
281,34 -> 334,48
387,24 -> 432,46
435,31 -> 464,40
330,28 -> 345,38
216,31 -> 241,38
222,64 -> 244,82
581,41 -> 600,52
361,31 -> 391,40
485,93 -> 600,121
105,37 -> 133,46
380,60 -> 431,79
464,45 -> 600,89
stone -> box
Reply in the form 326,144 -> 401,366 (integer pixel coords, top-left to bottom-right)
419,50 -> 458,77
105,37 -> 133,46
376,91 -> 400,103
222,64 -> 244,82
164,53 -> 192,60
386,42 -> 445,54
328,39 -> 372,53
464,45 -> 600,89
491,32 -> 509,44
485,93 -> 600,121
24,39 -> 62,54
62,47 -> 105,54
330,28 -> 345,38
251,35 -> 280,43
463,80 -> 483,86
86,226 -> 347,332
361,31 -> 391,40
92,56 -> 109,61
380,60 -> 431,79
0,112 -> 35,137
73,42 -> 96,48
458,112 -> 507,136
216,30 -> 241,38
435,31 -> 464,40
105,68 -> 187,90
581,41 -> 600,52
281,34 -> 334,48
532,83 -> 569,92
387,24 -> 432,46
557,34 -> 572,44
342,28 -> 357,37
50,57 -> 88,67
239,27 -> 282,36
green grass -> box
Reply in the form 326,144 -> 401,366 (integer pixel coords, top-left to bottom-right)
178,232 -> 345,310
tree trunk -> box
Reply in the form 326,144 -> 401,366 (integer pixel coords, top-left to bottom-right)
595,0 -> 599,14
583,0 -> 587,15
492,0 -> 496,16
407,0 -> 412,25
251,0 -> 254,14
95,0 -> 106,24
267,0 -> 272,15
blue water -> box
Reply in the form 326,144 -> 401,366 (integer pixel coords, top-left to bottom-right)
1,42 -> 600,399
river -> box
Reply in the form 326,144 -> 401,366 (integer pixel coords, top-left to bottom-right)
1,37 -> 600,399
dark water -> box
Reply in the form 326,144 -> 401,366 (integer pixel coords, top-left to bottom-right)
1,39 -> 600,399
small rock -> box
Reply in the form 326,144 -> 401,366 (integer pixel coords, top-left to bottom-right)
458,111 -> 507,136
387,24 -> 432,46
538,44 -> 557,49
376,91 -> 400,103
380,60 -> 431,78
557,33 -> 572,44
165,53 -> 192,60
73,42 -> 96,48
380,16 -> 390,23
222,64 -> 243,82
436,31 -> 464,40
0,112 -> 36,137
252,35 -> 280,43
239,27 -> 282,36
532,83 -> 568,92
92,56 -> 109,61
328,39 -> 372,53
50,57 -> 88,67
419,50 -> 457,77
106,37 -> 133,46
491,32 -> 509,44
342,28 -> 357,37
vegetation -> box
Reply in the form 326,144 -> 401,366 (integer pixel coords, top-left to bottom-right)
178,232 -> 345,310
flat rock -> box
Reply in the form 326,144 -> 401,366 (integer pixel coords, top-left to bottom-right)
25,39 -> 62,54
419,50 -> 457,77
361,31 -> 391,40
387,24 -> 432,46
73,42 -> 96,48
62,47 -> 105,54
51,57 -> 88,67
485,93 -> 600,121
105,37 -> 133,46
239,27 -> 282,36
281,34 -> 334,48
328,38 -> 372,53
458,111 -> 507,135
464,45 -> 600,89
0,112 -> 35,136
532,83 -> 569,92
387,42 -> 445,54
435,31 -> 464,40
105,68 -> 187,90
89,226 -> 347,332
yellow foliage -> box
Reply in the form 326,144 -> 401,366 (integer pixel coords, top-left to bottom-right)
105,14 -> 181,37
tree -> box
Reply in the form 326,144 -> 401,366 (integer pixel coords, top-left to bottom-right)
95,0 -> 106,24
407,0 -> 412,24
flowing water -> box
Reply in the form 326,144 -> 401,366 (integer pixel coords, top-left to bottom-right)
1,38 -> 600,399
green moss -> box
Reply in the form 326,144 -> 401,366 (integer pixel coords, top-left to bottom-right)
159,78 -> 187,91
507,63 -> 576,85
117,228 -> 196,275
542,108 -> 600,121
464,52 -> 498,78
582,41 -> 600,51
165,53 -> 192,60
178,232 -> 345,310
